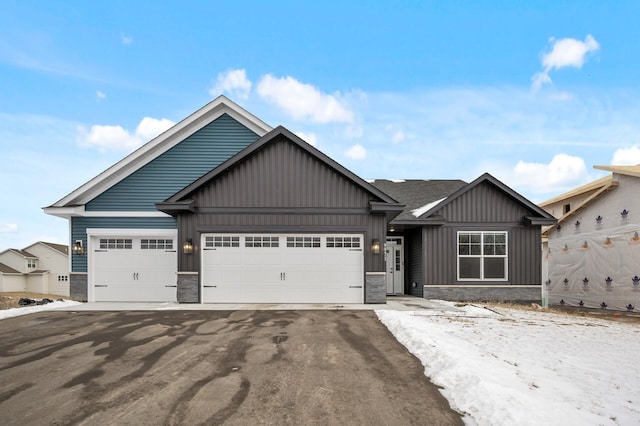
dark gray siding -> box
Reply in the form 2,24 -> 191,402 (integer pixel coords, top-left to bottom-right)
433,181 -> 532,222
86,114 -> 259,211
406,229 -> 423,297
177,138 -> 388,278
71,216 -> 176,272
423,181 -> 542,286
194,136 -> 370,208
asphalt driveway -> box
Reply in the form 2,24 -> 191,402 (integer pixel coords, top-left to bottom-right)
0,310 -> 462,425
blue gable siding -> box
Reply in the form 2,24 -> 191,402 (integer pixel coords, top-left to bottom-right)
86,114 -> 259,211
71,216 -> 177,272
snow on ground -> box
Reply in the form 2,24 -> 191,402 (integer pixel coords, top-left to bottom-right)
377,301 -> 640,426
0,300 -> 83,320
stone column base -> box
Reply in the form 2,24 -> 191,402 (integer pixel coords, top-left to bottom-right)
69,272 -> 88,302
177,272 -> 199,303
365,272 -> 386,304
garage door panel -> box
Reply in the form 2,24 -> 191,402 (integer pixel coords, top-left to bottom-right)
202,234 -> 363,303
91,235 -> 177,302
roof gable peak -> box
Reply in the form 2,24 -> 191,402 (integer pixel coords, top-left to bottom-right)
46,96 -> 273,209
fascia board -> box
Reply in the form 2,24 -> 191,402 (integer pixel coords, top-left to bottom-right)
50,96 -> 272,208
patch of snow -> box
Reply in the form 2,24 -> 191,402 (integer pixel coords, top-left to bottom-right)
365,179 -> 375,183
0,300 -> 83,320
390,179 -> 406,183
411,197 -> 446,217
377,302 -> 640,426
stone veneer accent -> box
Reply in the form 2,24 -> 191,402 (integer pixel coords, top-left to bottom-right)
69,272 -> 88,302
423,285 -> 541,303
365,272 -> 386,304
177,272 -> 199,303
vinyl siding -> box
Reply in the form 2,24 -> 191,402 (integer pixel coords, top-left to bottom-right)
177,137 -> 387,275
71,216 -> 176,272
86,114 -> 259,211
406,229 -> 423,297
424,181 -> 542,285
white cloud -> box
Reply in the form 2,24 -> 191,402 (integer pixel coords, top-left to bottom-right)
295,131 -> 317,146
532,35 -> 600,91
77,117 -> 175,152
256,74 -> 354,123
511,154 -> 588,194
121,33 -> 133,45
0,224 -> 18,233
612,146 -> 640,165
392,130 -> 405,144
345,144 -> 366,160
210,69 -> 252,100
96,90 -> 106,102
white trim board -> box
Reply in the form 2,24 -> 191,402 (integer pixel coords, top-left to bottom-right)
47,96 -> 272,209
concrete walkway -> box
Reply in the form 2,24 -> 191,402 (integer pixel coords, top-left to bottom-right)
53,296 -> 460,312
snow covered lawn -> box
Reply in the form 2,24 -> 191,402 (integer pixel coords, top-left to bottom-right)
0,300 -> 83,320
377,301 -> 640,426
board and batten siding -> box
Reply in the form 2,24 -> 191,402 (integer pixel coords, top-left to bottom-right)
177,137 -> 388,274
193,136 -> 371,208
406,228 -> 423,297
86,114 -> 259,211
423,181 -> 542,285
71,216 -> 176,272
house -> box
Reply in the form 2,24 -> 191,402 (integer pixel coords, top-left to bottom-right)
540,164 -> 640,311
371,175 -> 556,302
0,242 -> 69,295
45,96 -> 553,304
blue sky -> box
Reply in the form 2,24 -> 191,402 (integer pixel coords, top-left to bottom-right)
2,1 -> 640,250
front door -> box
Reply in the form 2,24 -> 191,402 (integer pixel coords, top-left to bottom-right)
385,238 -> 404,295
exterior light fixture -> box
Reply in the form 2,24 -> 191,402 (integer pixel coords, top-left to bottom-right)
72,240 -> 85,255
371,239 -> 381,254
183,238 -> 193,254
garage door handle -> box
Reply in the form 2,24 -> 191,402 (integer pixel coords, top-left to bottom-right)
166,250 -> 176,252
349,249 -> 363,251
204,248 -> 216,251
165,285 -> 177,288
95,285 -> 108,287
204,285 -> 217,288
349,286 -> 363,288
95,249 -> 107,252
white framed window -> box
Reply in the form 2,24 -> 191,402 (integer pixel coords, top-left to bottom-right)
245,236 -> 279,248
457,231 -> 507,281
326,237 -> 361,248
205,236 -> 240,248
27,259 -> 37,269
286,237 -> 321,248
141,239 -> 173,250
99,238 -> 132,250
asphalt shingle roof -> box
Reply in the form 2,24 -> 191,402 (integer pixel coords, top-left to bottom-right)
370,179 -> 467,221
0,263 -> 21,274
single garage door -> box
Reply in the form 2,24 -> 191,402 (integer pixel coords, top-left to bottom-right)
201,234 -> 364,303
91,236 -> 177,302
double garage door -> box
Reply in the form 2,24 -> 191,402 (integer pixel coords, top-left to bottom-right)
201,234 -> 364,303
91,235 -> 178,302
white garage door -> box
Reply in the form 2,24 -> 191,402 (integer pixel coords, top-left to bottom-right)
91,235 -> 177,302
201,234 -> 364,303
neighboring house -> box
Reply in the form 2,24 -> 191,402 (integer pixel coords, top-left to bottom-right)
540,164 -> 640,311
371,175 -> 556,302
45,96 -> 553,304
0,242 -> 69,295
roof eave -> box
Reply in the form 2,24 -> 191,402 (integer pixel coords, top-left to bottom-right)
47,96 -> 273,209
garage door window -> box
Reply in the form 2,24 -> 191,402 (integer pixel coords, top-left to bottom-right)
99,238 -> 132,249
287,237 -> 321,248
327,237 -> 360,248
205,236 -> 240,248
141,239 -> 173,250
245,236 -> 279,248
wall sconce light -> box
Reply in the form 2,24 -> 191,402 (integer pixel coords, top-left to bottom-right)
183,238 -> 193,254
72,240 -> 85,255
371,239 -> 381,254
